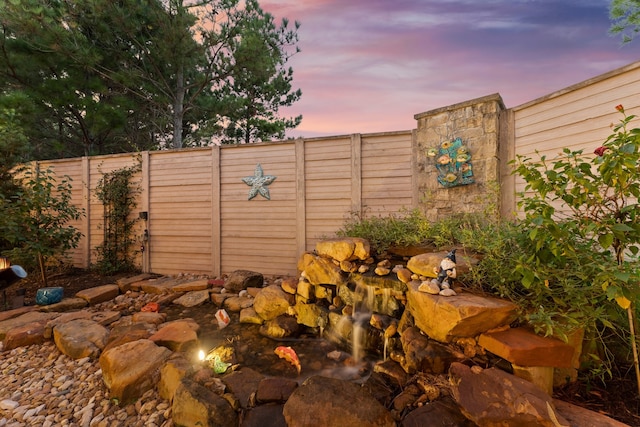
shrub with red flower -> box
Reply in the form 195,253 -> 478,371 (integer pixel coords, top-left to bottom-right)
594,146 -> 608,156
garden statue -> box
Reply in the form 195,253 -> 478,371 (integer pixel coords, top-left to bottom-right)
418,249 -> 457,296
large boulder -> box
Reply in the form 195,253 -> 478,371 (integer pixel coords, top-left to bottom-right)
283,375 -> 396,427
400,326 -> 463,374
158,355 -> 195,402
172,377 -> 238,427
449,362 -> 569,427
99,339 -> 172,404
405,281 -> 517,343
53,318 -> 109,359
224,270 -> 264,293
315,237 -> 370,261
253,285 -> 292,321
297,253 -> 347,286
149,319 -> 200,352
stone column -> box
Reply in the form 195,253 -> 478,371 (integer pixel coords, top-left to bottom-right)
413,93 -> 505,220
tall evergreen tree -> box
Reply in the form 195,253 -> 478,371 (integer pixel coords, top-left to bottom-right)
0,0 -> 302,156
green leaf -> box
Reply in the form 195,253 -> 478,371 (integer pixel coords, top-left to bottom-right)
598,233 -> 614,249
614,271 -> 632,282
612,223 -> 634,233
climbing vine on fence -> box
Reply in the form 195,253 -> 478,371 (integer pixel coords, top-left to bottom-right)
94,162 -> 141,274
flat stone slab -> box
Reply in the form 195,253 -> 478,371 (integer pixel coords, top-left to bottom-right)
38,297 -> 88,313
406,281 -> 517,342
0,311 -> 59,341
478,327 -> 574,368
117,273 -> 155,292
139,277 -> 179,294
76,284 -> 120,305
171,279 -> 210,292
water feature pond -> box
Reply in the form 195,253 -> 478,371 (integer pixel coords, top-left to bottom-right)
163,302 -> 378,384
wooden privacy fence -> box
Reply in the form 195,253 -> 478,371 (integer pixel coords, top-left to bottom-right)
31,60 -> 640,278
39,131 -> 415,277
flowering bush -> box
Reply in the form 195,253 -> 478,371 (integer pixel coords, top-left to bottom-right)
514,104 -> 640,383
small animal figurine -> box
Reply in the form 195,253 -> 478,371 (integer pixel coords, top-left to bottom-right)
433,249 -> 457,290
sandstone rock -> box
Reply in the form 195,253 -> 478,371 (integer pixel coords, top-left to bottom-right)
116,273 -> 155,292
131,311 -> 166,325
3,318 -> 48,350
553,398 -> 631,427
280,277 -> 298,295
406,251 -> 478,278
449,362 -> 569,427
91,310 -> 122,326
139,277 -> 178,294
315,238 -> 370,261
259,315 -> 300,339
171,279 -> 210,292
149,319 -> 199,352
417,280 -> 440,295
172,290 -> 210,307
210,292 -> 230,307
100,339 -> 172,404
257,377 -> 299,403
103,323 -> 154,353
478,327 -> 575,368
292,302 -> 328,328
224,270 -> 264,293
76,284 -> 120,305
297,253 -> 347,286
401,327 -> 463,374
0,306 -> 36,322
44,310 -> 93,338
242,403 -> 287,427
222,367 -> 265,409
406,281 -> 517,342
223,295 -> 254,312
239,307 -> 264,324
53,318 -> 108,359
253,285 -> 292,320
283,375 -> 396,427
396,268 -> 412,283
158,355 -> 195,402
0,311 -> 58,340
37,297 -> 88,313
373,359 -> 409,387
402,396 -> 477,427
172,378 -> 237,427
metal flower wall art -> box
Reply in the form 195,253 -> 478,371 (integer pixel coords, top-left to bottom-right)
242,163 -> 277,200
427,137 -> 474,188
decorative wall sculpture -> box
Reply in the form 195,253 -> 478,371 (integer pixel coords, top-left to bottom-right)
427,137 -> 474,188
242,163 -> 276,200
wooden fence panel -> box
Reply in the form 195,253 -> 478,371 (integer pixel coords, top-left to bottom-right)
219,143 -> 298,275
361,132 -> 414,216
304,136 -> 353,252
148,149 -> 213,274
512,62 -> 640,213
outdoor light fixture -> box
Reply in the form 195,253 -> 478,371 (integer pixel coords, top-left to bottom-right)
0,257 -> 27,288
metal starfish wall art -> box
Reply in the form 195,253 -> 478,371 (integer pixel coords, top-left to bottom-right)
242,163 -> 277,200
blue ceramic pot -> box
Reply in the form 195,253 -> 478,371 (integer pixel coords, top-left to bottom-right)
36,287 -> 64,305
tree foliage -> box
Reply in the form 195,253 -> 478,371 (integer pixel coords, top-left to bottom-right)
610,0 -> 640,44
0,165 -> 83,286
0,0 -> 302,158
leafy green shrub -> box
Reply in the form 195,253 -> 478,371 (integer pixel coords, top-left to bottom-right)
1,165 -> 83,285
513,104 -> 640,385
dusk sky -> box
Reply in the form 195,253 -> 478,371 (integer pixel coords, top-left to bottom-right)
259,0 -> 639,138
